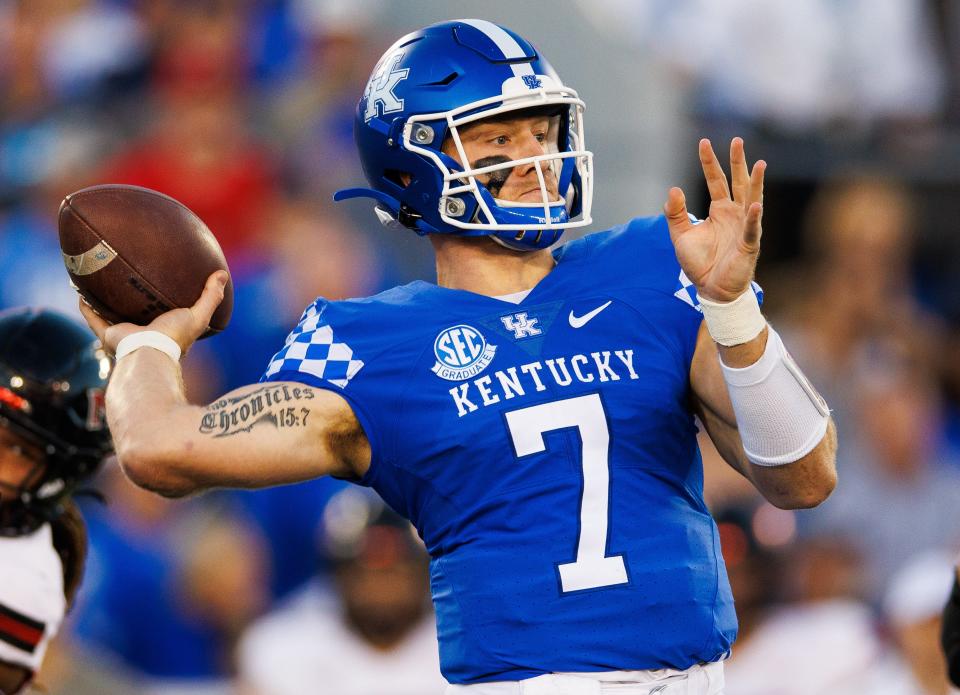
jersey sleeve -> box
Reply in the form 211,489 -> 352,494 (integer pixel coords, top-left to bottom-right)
0,525 -> 66,673
259,297 -> 415,488
261,300 -> 366,389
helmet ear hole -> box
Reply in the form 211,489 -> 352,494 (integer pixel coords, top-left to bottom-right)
385,170 -> 414,188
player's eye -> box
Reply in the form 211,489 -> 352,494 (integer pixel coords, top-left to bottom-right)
492,135 -> 509,146
534,132 -> 547,144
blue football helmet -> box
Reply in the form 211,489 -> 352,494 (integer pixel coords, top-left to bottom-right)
335,19 -> 593,251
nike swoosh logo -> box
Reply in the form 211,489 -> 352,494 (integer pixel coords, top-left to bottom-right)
568,300 -> 612,328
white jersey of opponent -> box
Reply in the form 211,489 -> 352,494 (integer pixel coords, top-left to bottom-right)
0,523 -> 65,673
237,582 -> 446,695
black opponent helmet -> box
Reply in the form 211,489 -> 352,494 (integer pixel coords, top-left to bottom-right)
0,308 -> 112,535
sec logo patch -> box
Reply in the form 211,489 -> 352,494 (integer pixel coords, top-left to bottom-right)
432,325 -> 497,381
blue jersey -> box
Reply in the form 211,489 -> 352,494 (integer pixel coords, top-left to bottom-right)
261,215 -> 737,683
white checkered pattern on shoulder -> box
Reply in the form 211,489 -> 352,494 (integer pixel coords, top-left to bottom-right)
264,304 -> 364,388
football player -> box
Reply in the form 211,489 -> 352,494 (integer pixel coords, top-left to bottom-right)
0,308 -> 112,695
80,19 -> 837,693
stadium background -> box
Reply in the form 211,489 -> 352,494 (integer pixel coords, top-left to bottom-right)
2,1 -> 960,693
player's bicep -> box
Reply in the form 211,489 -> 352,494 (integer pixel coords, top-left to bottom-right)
126,382 -> 368,496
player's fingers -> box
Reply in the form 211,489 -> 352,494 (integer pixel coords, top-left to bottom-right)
78,297 -> 110,342
730,138 -> 749,205
748,159 -> 766,209
190,271 -> 229,327
663,187 -> 693,243
699,139 -> 731,202
743,202 -> 763,249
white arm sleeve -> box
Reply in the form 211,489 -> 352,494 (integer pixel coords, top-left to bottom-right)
720,327 -> 831,466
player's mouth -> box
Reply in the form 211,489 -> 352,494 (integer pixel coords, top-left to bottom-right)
513,187 -> 560,203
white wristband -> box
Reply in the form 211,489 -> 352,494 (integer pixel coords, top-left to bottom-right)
114,331 -> 182,364
720,328 -> 830,466
698,289 -> 766,346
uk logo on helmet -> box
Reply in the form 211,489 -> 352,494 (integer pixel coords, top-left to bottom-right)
363,51 -> 410,122
432,325 -> 497,381
522,74 -> 543,90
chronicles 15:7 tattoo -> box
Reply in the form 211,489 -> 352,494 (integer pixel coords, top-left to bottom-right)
199,385 -> 315,438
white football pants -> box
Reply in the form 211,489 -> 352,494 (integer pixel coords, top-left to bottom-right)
446,661 -> 724,695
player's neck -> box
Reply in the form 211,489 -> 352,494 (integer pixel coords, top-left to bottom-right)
430,235 -> 555,297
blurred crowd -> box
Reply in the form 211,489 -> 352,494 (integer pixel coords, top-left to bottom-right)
2,1 -> 960,694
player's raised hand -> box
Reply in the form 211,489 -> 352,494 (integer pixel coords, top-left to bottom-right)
79,271 -> 229,356
663,138 -> 765,303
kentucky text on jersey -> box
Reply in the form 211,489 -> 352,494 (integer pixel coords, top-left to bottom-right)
448,349 -> 639,417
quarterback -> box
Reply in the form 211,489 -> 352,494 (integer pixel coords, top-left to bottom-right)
81,20 -> 837,694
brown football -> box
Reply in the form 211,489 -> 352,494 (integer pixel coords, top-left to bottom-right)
58,184 -> 233,336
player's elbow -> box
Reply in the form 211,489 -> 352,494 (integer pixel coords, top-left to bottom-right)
765,453 -> 838,509
754,420 -> 838,509
115,436 -> 200,499
769,466 -> 836,510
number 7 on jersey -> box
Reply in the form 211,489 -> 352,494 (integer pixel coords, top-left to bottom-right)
505,394 -> 629,592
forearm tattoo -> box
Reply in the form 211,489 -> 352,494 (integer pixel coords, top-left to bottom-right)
199,385 -> 315,438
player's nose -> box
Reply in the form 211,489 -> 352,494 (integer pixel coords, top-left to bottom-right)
516,132 -> 548,160
513,134 -> 549,178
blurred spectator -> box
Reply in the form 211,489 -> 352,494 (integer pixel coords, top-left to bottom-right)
865,551 -> 960,695
103,87 -> 280,264
38,1 -> 146,104
148,0 -> 252,95
802,364 -> 960,601
237,488 -> 444,695
65,465 -> 269,692
265,0 -> 385,197
232,476 -> 348,601
0,1 -> 146,115
99,0 -> 281,263
576,0 -> 949,273
724,529 -> 882,695
0,197 -> 81,315
0,1 -> 146,206
774,176 -> 943,424
0,126 -> 111,318
580,0 -> 945,134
